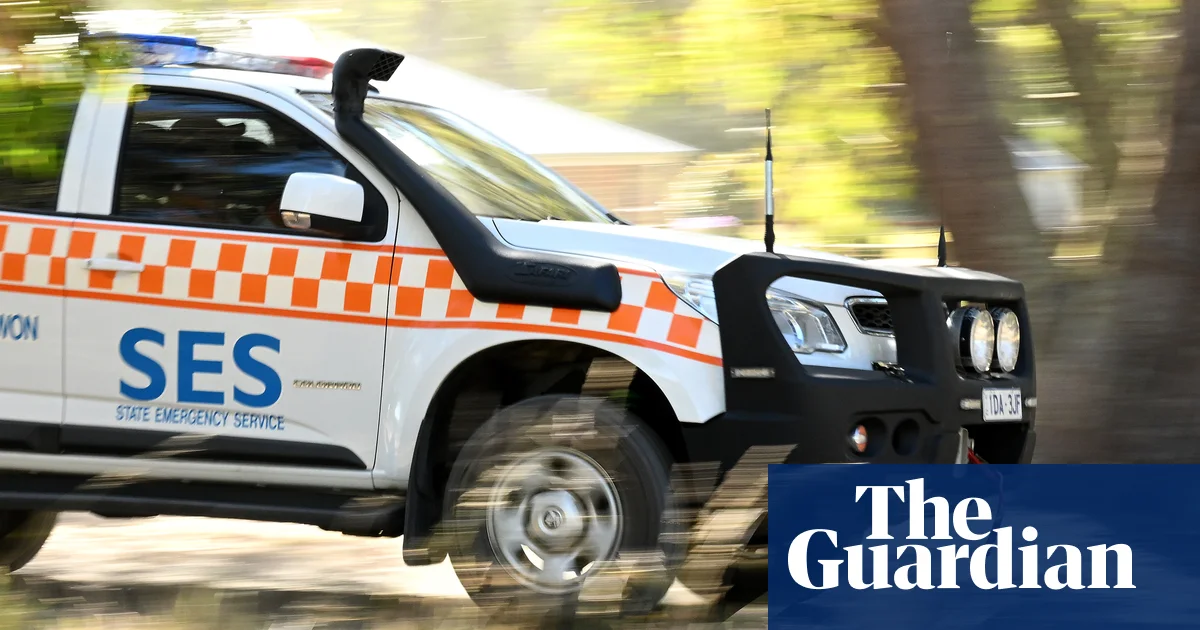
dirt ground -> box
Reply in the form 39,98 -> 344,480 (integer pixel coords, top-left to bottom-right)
7,512 -> 766,629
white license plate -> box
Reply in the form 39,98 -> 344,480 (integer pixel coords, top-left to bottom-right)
982,388 -> 1023,421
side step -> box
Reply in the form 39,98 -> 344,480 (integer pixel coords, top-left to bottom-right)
0,472 -> 404,537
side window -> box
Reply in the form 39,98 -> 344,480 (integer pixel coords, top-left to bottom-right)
115,88 -> 385,240
0,89 -> 78,213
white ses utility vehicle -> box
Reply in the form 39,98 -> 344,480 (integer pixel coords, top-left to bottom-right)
0,35 -> 1036,608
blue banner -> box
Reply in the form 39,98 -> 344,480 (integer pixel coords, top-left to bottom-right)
768,465 -> 1200,629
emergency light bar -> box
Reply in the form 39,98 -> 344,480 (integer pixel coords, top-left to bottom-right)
82,32 -> 335,80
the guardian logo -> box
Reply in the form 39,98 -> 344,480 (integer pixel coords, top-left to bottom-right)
788,478 -> 1135,591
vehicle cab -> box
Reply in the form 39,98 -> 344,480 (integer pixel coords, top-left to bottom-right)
0,35 -> 1036,612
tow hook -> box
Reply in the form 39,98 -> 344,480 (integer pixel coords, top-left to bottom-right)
872,361 -> 910,382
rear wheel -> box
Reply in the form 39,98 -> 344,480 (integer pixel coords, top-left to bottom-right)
0,511 -> 56,572
442,395 -> 681,618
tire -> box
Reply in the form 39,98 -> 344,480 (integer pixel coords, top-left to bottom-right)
0,511 -> 56,573
441,394 -> 682,619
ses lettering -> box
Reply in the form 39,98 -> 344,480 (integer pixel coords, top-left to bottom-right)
119,328 -> 282,408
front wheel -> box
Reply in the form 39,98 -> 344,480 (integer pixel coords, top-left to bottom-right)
442,395 -> 681,618
0,511 -> 56,573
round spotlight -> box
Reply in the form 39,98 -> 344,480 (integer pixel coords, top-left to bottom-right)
849,425 -> 868,454
949,306 -> 995,373
991,307 -> 1020,372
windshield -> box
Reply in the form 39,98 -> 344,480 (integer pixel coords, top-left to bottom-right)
304,94 -> 615,224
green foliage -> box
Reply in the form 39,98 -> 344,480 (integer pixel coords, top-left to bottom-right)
4,0 -> 1183,244
0,77 -> 79,178
0,1 -> 88,185
510,0 -> 909,237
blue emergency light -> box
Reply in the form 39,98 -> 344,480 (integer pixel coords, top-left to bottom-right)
83,32 -> 214,66
82,32 -> 334,79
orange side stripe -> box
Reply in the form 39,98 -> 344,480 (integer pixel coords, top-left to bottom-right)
386,318 -> 723,366
0,282 -> 63,298
70,219 -> 396,253
62,288 -> 384,326
8,283 -> 721,366
2,214 -> 664,278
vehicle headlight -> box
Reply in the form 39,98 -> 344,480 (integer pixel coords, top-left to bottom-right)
948,306 -> 994,373
661,272 -> 847,354
766,289 -> 847,354
990,307 -> 1020,372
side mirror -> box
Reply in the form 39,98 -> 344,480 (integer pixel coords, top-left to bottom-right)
280,172 -> 364,230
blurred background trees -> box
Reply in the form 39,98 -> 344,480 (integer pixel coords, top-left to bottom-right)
0,1 -> 87,199
2,0 -> 1195,461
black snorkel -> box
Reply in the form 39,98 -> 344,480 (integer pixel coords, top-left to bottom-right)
331,48 -> 622,311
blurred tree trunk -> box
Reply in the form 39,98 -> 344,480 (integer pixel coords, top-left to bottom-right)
1082,2 -> 1200,462
1008,7 -> 1199,463
879,0 -> 1057,337
1038,0 -> 1120,192
1036,0 -> 1173,282
879,0 -> 1130,464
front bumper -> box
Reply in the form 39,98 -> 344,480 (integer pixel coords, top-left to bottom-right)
681,252 -> 1037,470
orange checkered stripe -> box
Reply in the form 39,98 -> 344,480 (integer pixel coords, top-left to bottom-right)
0,215 -> 723,365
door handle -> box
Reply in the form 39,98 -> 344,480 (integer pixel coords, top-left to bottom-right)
85,257 -> 145,273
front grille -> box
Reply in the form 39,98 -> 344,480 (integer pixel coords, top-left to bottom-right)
848,298 -> 893,335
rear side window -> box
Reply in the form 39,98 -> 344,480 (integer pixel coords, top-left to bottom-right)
114,88 -> 386,241
0,83 -> 79,213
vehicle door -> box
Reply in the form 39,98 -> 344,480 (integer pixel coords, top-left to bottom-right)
60,75 -> 399,475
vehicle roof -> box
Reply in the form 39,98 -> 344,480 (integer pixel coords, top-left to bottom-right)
137,66 -> 340,100
80,10 -> 697,158
133,65 -> 450,116
132,63 -> 697,158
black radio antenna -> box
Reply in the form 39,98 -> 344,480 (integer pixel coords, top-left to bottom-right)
764,108 -> 776,254
937,32 -> 950,268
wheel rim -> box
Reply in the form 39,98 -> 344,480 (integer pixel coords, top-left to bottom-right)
485,447 -> 623,594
